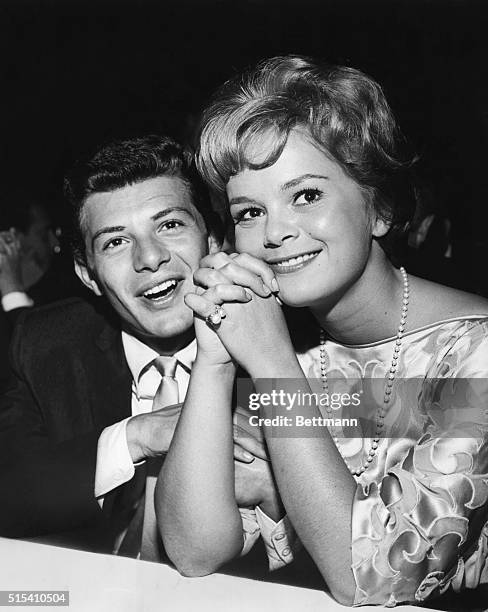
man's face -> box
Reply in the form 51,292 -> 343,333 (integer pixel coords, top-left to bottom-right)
76,176 -> 217,346
22,205 -> 59,272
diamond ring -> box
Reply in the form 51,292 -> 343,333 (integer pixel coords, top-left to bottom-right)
205,305 -> 226,327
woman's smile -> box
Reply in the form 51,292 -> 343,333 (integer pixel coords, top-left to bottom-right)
227,129 -> 388,308
266,249 -> 322,274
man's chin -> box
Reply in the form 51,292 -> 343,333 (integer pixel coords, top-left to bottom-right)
132,313 -> 194,342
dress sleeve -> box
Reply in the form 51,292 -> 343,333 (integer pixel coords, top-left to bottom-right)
351,321 -> 488,606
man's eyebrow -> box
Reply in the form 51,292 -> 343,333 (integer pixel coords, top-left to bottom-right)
91,226 -> 125,248
281,174 -> 329,191
151,206 -> 196,221
91,207 -> 197,248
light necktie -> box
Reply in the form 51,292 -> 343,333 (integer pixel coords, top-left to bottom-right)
140,355 -> 179,561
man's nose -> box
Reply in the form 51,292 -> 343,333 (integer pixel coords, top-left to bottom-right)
133,237 -> 171,272
263,211 -> 299,248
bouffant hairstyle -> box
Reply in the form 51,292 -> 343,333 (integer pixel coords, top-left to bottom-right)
196,55 -> 417,255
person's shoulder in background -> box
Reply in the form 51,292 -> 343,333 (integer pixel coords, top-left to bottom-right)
11,296 -> 120,354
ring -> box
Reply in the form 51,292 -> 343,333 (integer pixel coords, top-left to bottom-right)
206,305 -> 226,327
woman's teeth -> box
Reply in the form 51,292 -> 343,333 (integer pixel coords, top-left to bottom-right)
143,279 -> 178,299
275,252 -> 319,268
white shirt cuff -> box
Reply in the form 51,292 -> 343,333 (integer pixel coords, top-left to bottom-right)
2,291 -> 33,312
255,506 -> 298,570
239,507 -> 262,557
95,417 -> 137,501
239,506 -> 298,571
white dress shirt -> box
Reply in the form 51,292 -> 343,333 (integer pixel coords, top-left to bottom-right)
95,332 -> 193,498
94,331 -> 296,569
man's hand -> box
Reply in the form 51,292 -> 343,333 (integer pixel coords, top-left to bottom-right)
126,403 -> 269,465
234,457 -> 284,522
0,230 -> 25,296
232,406 -> 268,463
126,404 -> 181,463
233,406 -> 283,521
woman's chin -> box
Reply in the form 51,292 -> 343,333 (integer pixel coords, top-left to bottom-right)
278,288 -> 315,309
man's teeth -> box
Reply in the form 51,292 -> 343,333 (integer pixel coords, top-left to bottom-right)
275,252 -> 318,267
143,279 -> 178,297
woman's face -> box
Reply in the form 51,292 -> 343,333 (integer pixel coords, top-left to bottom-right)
227,129 -> 388,309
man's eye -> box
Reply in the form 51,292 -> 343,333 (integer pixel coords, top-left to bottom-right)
103,237 -> 126,250
233,207 -> 265,224
160,220 -> 184,231
294,188 -> 322,205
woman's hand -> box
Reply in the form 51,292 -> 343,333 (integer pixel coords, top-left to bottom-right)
190,283 -> 253,368
186,252 -> 294,377
186,284 -> 293,378
198,251 -> 279,298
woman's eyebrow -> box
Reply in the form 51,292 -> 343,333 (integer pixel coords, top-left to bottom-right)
281,174 -> 329,191
228,196 -> 261,207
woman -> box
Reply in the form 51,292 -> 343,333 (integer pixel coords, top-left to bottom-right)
156,56 -> 488,606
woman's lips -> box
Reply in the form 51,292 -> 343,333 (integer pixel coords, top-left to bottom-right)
268,251 -> 321,274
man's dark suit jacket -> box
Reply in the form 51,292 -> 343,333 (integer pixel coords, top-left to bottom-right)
0,258 -> 92,391
0,297 -> 132,550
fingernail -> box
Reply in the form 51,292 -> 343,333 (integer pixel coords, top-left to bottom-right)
243,452 -> 255,462
271,278 -> 279,292
244,290 -> 252,300
262,283 -> 271,296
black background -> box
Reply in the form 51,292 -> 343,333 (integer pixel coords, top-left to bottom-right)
1,0 -> 487,246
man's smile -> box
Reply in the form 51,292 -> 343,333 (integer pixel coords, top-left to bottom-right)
138,276 -> 185,303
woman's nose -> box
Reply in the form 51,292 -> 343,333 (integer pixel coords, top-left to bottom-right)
263,212 -> 299,248
133,237 -> 171,272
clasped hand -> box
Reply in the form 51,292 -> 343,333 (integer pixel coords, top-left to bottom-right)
185,252 -> 293,377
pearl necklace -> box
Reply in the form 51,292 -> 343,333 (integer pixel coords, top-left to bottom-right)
319,267 -> 409,476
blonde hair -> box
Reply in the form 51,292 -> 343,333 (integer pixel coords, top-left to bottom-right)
197,55 -> 417,252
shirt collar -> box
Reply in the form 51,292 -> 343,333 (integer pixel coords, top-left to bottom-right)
121,331 -> 196,385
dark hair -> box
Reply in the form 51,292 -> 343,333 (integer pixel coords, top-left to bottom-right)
64,134 -> 221,263
196,55 -> 417,257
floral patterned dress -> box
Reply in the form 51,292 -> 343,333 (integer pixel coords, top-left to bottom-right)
297,316 -> 488,606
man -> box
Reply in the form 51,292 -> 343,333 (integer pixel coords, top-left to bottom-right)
0,135 -> 272,558
0,192 -> 83,389
0,191 -> 83,319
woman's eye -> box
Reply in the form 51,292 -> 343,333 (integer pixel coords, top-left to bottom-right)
233,207 -> 265,224
294,188 -> 322,205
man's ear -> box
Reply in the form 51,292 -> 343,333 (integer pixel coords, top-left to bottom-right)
207,232 -> 221,254
74,259 -> 103,296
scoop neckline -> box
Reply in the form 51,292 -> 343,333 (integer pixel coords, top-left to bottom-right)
322,314 -> 488,350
